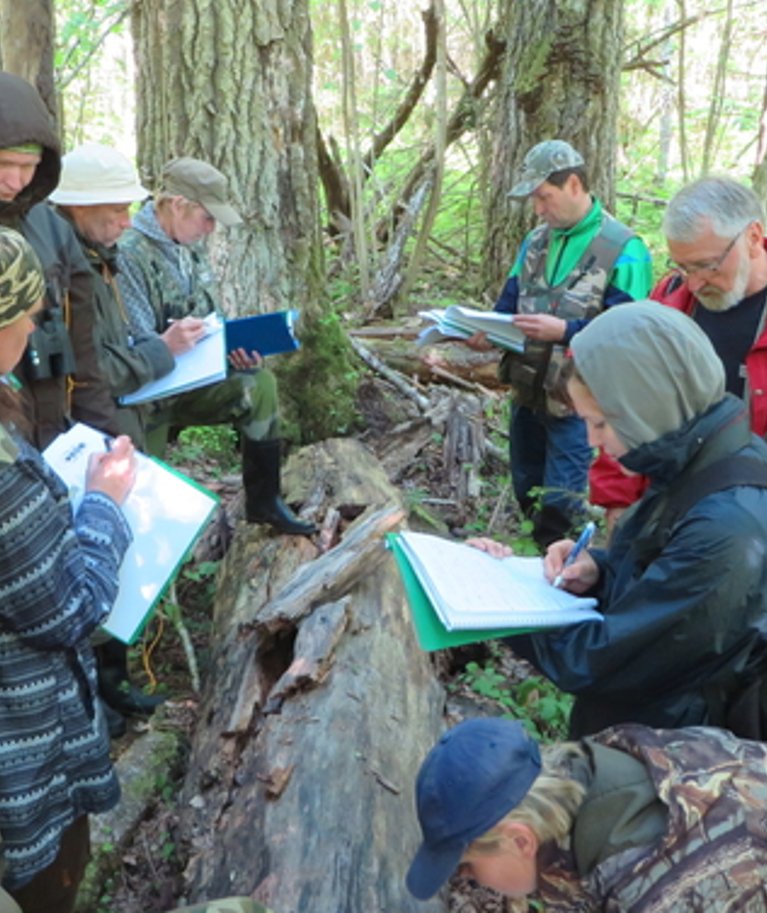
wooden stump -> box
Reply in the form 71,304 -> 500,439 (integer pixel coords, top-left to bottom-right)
177,438 -> 446,912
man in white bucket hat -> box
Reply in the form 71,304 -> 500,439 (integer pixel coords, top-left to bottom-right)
50,142 -> 205,444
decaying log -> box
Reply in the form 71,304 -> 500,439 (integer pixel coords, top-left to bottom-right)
350,333 -> 506,391
349,335 -> 431,411
177,438 -> 446,913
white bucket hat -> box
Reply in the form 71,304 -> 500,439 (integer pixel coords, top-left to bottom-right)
49,142 -> 149,205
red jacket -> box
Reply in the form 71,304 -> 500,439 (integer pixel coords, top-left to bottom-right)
590,252 -> 767,508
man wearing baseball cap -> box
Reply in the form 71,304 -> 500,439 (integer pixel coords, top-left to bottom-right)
406,717 -> 767,908
116,157 -> 315,536
468,139 -> 652,548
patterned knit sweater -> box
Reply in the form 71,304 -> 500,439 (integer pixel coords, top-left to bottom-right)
0,425 -> 131,890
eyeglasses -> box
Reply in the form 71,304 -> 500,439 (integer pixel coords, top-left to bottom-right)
666,225 -> 747,278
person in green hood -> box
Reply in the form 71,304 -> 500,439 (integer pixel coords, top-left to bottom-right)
471,301 -> 767,739
406,717 -> 767,910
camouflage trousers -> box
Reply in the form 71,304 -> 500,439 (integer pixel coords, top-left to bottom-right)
143,367 -> 280,457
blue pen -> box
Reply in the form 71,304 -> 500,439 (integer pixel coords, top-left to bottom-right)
552,521 -> 596,589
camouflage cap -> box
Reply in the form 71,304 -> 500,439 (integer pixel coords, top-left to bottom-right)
0,227 -> 45,329
508,139 -> 585,199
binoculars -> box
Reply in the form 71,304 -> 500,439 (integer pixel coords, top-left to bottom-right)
24,304 -> 76,381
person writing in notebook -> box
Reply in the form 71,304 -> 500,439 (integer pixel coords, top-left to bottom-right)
471,301 -> 767,739
0,228 -> 136,913
117,156 -> 314,536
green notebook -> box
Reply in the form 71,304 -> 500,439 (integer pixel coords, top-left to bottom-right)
387,533 -> 529,651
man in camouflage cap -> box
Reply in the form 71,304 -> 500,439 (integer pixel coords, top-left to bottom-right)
468,139 -> 652,548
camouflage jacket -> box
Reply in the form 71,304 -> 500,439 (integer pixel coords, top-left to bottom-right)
536,724 -> 767,912
117,201 -> 219,337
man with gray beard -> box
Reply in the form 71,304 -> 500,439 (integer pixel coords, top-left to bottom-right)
589,176 -> 767,521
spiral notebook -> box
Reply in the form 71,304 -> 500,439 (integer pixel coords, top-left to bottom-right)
389,531 -> 602,651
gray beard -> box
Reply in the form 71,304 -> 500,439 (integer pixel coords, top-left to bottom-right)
696,254 -> 751,312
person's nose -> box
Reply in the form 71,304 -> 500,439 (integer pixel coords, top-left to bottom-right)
686,270 -> 709,294
533,198 -> 546,218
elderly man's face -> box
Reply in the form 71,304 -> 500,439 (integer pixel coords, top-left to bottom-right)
666,220 -> 757,312
169,199 -> 216,245
67,203 -> 133,248
0,150 -> 41,202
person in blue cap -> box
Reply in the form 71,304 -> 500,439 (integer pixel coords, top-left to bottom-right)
406,717 -> 767,909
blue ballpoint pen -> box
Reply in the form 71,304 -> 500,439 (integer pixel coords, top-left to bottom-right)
552,520 -> 596,589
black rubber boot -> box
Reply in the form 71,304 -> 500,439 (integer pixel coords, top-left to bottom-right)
101,698 -> 127,740
96,638 -> 165,717
242,438 -> 317,536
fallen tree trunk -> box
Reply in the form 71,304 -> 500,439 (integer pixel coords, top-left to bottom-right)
177,438 -> 446,913
349,332 -> 506,392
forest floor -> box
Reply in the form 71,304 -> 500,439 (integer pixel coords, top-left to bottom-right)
98,367 -> 566,913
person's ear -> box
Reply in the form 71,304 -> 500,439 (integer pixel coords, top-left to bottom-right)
566,172 -> 584,197
746,220 -> 765,257
498,821 -> 539,858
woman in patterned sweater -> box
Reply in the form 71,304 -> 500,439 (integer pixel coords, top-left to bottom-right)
0,227 -> 136,913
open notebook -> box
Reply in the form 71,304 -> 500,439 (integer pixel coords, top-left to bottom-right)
44,423 -> 219,644
417,306 -> 526,351
119,313 -> 226,406
389,531 -> 602,651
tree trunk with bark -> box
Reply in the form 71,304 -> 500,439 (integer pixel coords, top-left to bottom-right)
0,0 -> 57,124
481,0 -> 625,296
176,438 -> 446,912
131,0 -> 322,320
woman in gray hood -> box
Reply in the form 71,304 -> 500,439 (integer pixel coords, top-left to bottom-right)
479,300 -> 767,738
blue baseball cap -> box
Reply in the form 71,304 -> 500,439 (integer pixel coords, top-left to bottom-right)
406,718 -> 541,900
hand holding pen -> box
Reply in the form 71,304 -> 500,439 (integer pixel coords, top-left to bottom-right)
548,521 -> 598,591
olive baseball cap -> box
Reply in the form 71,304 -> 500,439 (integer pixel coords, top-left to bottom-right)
160,157 -> 243,227
406,718 -> 541,900
509,139 -> 585,199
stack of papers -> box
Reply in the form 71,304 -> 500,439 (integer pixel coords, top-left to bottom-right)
44,423 -> 219,644
389,531 -> 602,651
417,305 -> 526,352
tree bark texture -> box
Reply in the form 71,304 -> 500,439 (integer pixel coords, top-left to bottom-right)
0,0 -> 57,124
131,0 -> 322,319
481,0 -> 624,296
177,439 -> 446,912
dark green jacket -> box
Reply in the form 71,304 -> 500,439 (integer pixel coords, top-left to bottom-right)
58,212 -> 175,443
